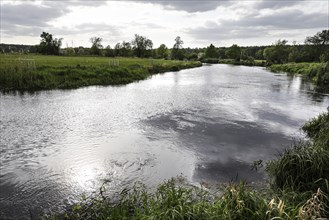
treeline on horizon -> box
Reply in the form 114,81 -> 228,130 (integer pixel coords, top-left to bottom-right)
1,29 -> 328,65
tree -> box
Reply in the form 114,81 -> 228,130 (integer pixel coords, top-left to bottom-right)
217,48 -> 226,59
65,47 -> 76,56
114,43 -> 122,56
157,44 -> 168,59
305,30 -> 329,45
114,41 -> 132,57
131,34 -> 153,57
288,46 -> 299,62
205,44 -> 218,58
187,52 -> 198,60
77,47 -> 88,56
263,40 -> 289,64
121,41 -> 132,57
255,49 -> 264,60
172,36 -> 184,60
38,32 -> 62,55
90,37 -> 103,56
173,36 -> 183,49
305,30 -> 329,61
225,44 -> 241,61
105,45 -> 115,57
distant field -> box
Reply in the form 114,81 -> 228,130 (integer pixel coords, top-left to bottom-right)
0,55 -> 190,67
0,55 -> 201,91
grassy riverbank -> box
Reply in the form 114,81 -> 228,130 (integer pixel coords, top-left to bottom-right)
218,59 -> 266,67
216,59 -> 329,88
0,55 -> 201,91
47,109 -> 329,219
269,62 -> 329,86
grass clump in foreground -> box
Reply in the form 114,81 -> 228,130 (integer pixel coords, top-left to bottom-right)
0,54 -> 202,91
269,62 -> 329,87
45,109 -> 329,219
46,180 -> 328,219
267,108 -> 329,194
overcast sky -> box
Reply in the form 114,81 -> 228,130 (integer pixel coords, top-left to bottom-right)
1,0 -> 328,48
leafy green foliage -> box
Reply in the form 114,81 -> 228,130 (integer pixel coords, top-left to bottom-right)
131,34 -> 153,58
90,37 -> 103,56
38,32 -> 62,55
205,44 -> 218,58
225,44 -> 241,61
263,40 -> 290,64
172,36 -> 185,60
157,44 -> 169,59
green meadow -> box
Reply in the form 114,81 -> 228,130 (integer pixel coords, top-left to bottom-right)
0,54 -> 201,91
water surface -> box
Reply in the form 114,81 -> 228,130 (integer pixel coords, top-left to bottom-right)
1,64 -> 328,218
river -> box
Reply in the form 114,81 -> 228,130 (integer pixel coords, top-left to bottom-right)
1,64 -> 328,218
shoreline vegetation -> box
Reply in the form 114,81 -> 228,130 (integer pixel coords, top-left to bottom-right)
1,54 -> 328,92
46,109 -> 329,219
216,58 -> 329,88
269,62 -> 329,87
1,30 -> 328,91
0,55 -> 201,91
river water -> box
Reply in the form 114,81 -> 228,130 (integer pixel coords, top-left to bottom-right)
1,64 -> 328,218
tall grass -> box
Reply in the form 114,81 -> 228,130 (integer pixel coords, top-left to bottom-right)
266,142 -> 329,192
46,179 -> 329,219
302,108 -> 329,148
0,55 -> 201,91
269,62 -> 329,86
267,108 -> 329,193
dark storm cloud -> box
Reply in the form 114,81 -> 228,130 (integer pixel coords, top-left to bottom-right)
134,0 -> 232,12
1,3 -> 67,27
136,0 -> 306,13
186,9 -> 328,41
238,10 -> 328,29
0,0 -> 107,37
43,0 -> 108,7
256,0 -> 304,9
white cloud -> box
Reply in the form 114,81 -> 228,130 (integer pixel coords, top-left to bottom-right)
1,0 -> 328,47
